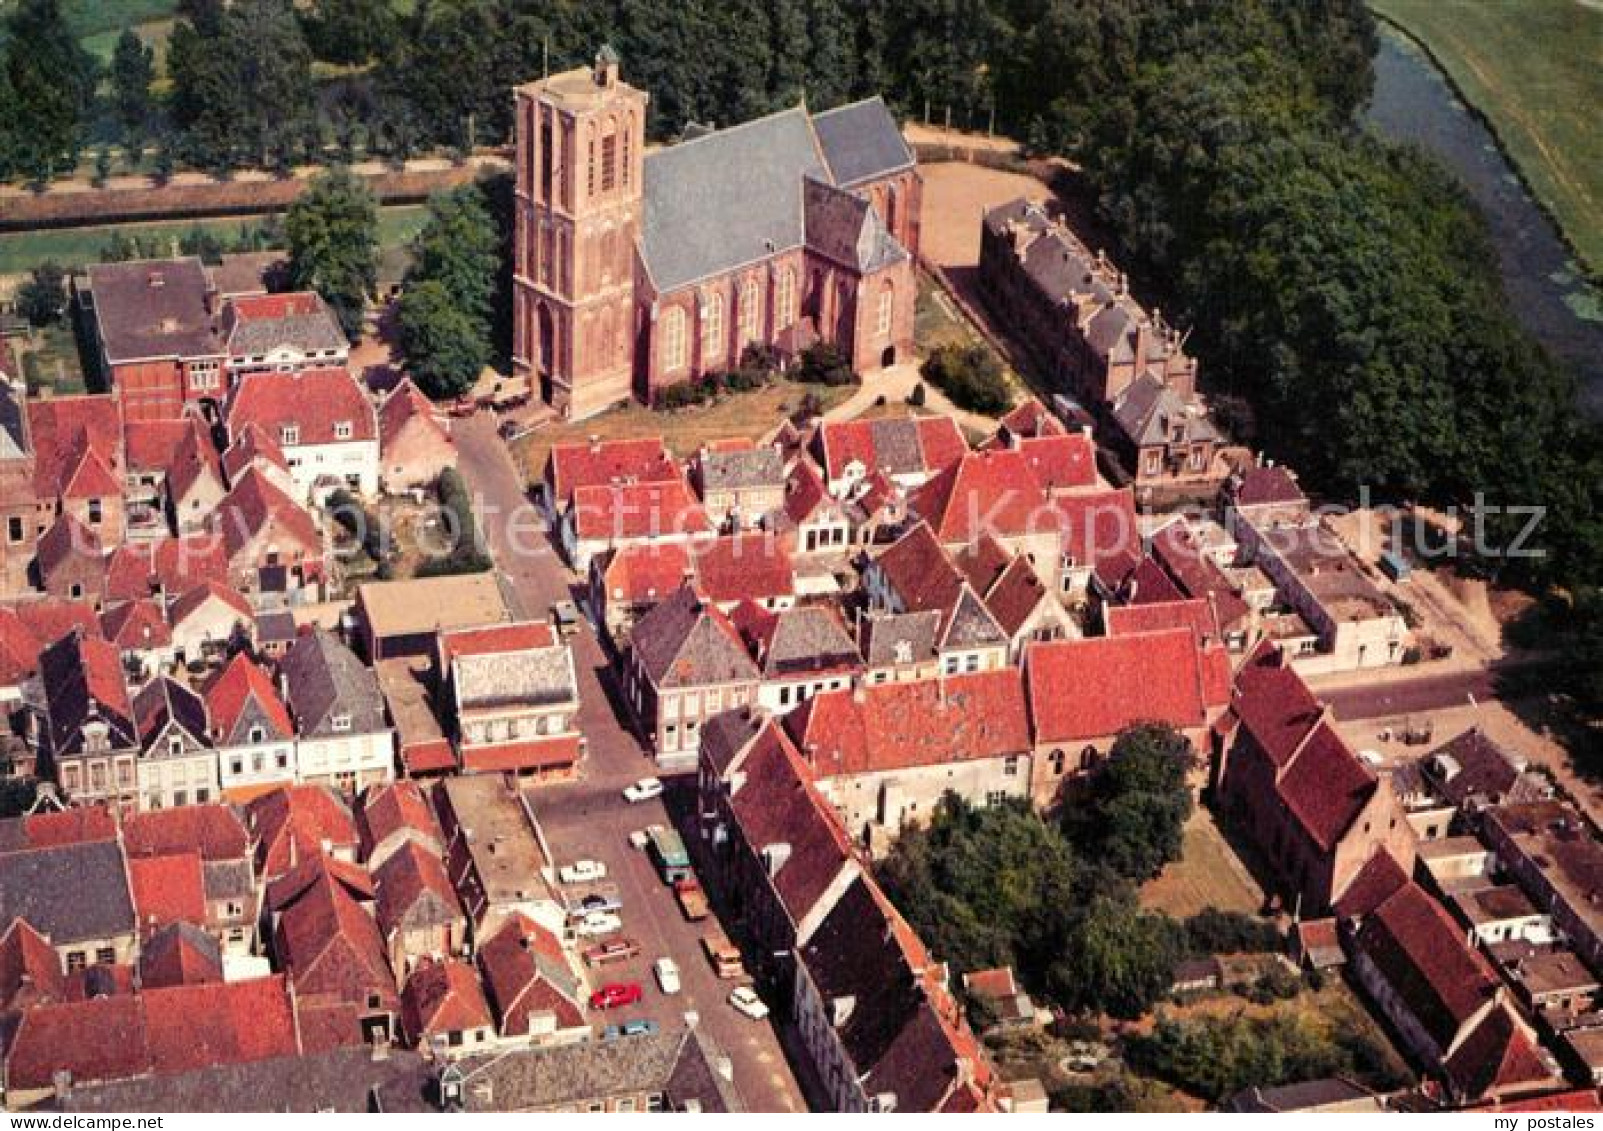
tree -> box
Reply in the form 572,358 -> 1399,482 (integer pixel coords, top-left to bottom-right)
110,29 -> 155,139
395,280 -> 489,400
920,342 -> 1010,413
285,167 -> 378,340
408,186 -> 500,325
1066,724 -> 1196,882
299,0 -> 399,66
3,0 -> 97,180
1047,890 -> 1187,1020
15,263 -> 66,326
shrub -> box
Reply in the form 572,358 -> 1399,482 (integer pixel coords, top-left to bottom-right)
797,342 -> 858,386
1184,908 -> 1281,956
921,343 -> 1010,414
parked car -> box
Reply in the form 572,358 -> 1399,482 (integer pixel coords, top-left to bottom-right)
729,985 -> 770,1020
654,957 -> 681,995
588,982 -> 643,1011
582,937 -> 641,967
623,777 -> 664,803
628,828 -> 652,851
559,859 -> 608,885
674,876 -> 710,921
701,932 -> 745,979
575,911 -> 623,937
621,1018 -> 659,1037
551,599 -> 581,637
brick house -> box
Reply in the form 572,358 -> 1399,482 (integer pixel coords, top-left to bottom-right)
213,468 -> 327,605
377,379 -> 455,494
692,441 -> 786,530
811,416 -> 967,496
1213,642 -> 1416,916
438,621 -> 583,780
513,50 -> 919,419
0,372 -> 36,597
374,840 -> 469,977
203,652 -> 298,801
538,435 -> 678,524
474,912 -> 587,1047
624,584 -> 759,766
37,630 -> 139,807
225,367 -> 379,500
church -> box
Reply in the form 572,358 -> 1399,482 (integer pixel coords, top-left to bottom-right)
512,48 -> 922,420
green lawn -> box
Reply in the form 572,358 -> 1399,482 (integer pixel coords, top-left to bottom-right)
1369,0 -> 1603,274
0,205 -> 428,276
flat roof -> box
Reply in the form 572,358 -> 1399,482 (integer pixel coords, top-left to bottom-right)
358,574 -> 512,639
438,776 -> 551,905
374,658 -> 446,747
1419,836 -> 1493,860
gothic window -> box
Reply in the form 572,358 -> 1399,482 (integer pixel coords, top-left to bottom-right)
887,184 -> 899,235
662,306 -> 687,372
775,268 -> 796,329
540,121 -> 553,202
701,292 -> 724,362
876,280 -> 894,337
622,116 -> 632,187
602,130 -> 618,192
739,277 -> 762,346
587,134 -> 596,198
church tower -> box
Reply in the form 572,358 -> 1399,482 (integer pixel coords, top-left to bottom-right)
513,47 -> 648,419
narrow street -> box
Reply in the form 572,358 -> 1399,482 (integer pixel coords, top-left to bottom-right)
451,416 -> 806,1112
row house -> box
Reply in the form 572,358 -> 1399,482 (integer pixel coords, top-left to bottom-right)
131,676 -> 218,810
560,477 -> 712,574
122,804 -> 257,955
785,668 -> 1032,852
474,912 -> 588,1048
1481,801 -> 1603,981
862,522 -> 1012,676
1022,627 -> 1228,806
538,436 -> 679,524
731,601 -> 861,713
374,840 -> 468,978
204,651 -> 298,800
691,440 -> 786,529
399,957 -> 495,1058
1337,856 -> 1556,1105
1109,373 -> 1223,485
439,621 -> 583,780
809,416 -> 967,497
165,579 -> 254,666
625,585 -> 760,767
213,467 -> 328,607
0,817 -> 137,975
220,291 -> 349,380
357,780 -> 445,871
1213,641 -> 1417,916
695,716 -> 996,1112
279,629 -> 394,796
856,610 -> 943,684
978,198 -> 1197,407
225,367 -> 379,501
246,783 -> 361,882
36,630 -> 139,807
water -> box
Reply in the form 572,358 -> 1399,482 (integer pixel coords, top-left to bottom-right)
1366,29 -> 1603,415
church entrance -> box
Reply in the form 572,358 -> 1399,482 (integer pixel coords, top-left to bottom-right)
881,345 -> 896,368
537,304 -> 555,403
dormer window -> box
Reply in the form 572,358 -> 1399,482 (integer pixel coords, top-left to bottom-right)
331,713 -> 352,733
248,725 -> 265,744
168,736 -> 184,756
334,421 -> 353,441
281,425 -> 300,446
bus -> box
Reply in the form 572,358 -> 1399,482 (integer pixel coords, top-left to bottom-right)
646,825 -> 691,884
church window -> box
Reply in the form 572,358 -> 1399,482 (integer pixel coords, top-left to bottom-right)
739,277 -> 762,346
540,121 -> 553,202
775,269 -> 795,329
662,307 -> 687,372
876,281 -> 894,337
622,119 -> 632,186
701,293 -> 724,362
602,133 -> 618,192
587,136 -> 596,198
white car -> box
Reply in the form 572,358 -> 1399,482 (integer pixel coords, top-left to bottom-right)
574,911 -> 623,937
654,957 -> 681,995
628,829 -> 651,851
623,777 -> 664,803
559,859 -> 608,885
728,985 -> 769,1020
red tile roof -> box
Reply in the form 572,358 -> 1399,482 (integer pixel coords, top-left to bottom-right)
910,449 -> 1051,544
266,852 -> 374,914
35,511 -> 102,582
1230,640 -> 1327,768
99,599 -> 172,651
783,456 -> 834,525
1048,487 -> 1143,587
724,720 -> 857,923
1334,850 -> 1412,920
1232,465 -> 1306,508
1016,432 -> 1097,491
372,839 -> 459,938
475,913 -> 584,1037
438,620 -> 555,665
103,536 -> 231,603
123,804 -> 250,862
167,578 -> 254,626
980,555 -> 1050,637
215,467 -> 321,560
220,420 -> 290,482
202,652 -> 294,741
545,436 -> 677,508
13,805 -> 118,849
164,418 -> 224,503
1277,721 -> 1378,852
597,542 -> 694,606
1354,880 -> 1499,1050
123,417 -> 194,473
814,416 -> 969,485
460,734 -> 584,773
1105,597 -> 1217,641
789,669 -> 1030,776
1024,629 -> 1209,745
570,479 -> 711,542
872,522 -> 965,615
0,601 -> 101,686
0,918 -> 67,1012
400,958 -> 492,1043
692,532 -> 795,605
357,780 -> 443,860
378,377 -> 450,450
1120,555 -> 1187,604
1150,521 -> 1252,629
246,785 -> 359,878
128,851 -> 208,934
272,862 -> 396,1009
227,366 -> 376,445
25,394 -> 123,499
1444,1004 -> 1553,1101
138,921 -> 223,988
994,400 -> 1066,441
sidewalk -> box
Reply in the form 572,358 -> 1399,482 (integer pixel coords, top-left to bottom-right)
822,361 -> 1002,435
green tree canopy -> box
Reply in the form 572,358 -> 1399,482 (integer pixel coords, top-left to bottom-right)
285,167 -> 378,340
2,0 -> 97,180
110,30 -> 156,139
395,280 -> 489,400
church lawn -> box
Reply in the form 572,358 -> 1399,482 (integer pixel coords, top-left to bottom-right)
1369,0 -> 1603,273
512,379 -> 853,478
1139,807 -> 1263,919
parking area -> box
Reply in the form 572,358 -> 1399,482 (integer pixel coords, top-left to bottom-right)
453,416 -> 805,1112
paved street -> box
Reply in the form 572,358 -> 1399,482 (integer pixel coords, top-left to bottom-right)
452,416 -> 806,1112
1321,667 -> 1501,722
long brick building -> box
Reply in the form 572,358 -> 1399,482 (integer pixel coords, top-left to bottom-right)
512,48 -> 920,419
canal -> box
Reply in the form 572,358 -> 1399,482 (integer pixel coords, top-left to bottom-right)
1366,27 -> 1603,414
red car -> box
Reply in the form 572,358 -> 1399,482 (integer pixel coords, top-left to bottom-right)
589,981 -> 643,1011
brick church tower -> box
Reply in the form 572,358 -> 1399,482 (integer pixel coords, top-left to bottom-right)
512,47 -> 648,419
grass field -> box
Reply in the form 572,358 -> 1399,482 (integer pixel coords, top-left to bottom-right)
1369,0 -> 1603,273
1140,808 -> 1264,919
0,205 -> 428,277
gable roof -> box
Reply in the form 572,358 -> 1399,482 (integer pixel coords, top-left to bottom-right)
0,839 -> 136,948
812,97 -> 915,187
803,176 -> 907,273
1443,1004 -> 1553,1101
164,418 -> 225,504
378,378 -> 450,451
596,542 -> 693,607
40,630 -> 137,756
280,629 -> 386,737
1334,850 -> 1412,921
1024,629 -> 1210,745
203,652 -> 294,744
246,785 -> 359,878
696,443 -> 784,494
123,804 -> 250,862
692,532 -> 795,606
475,912 -> 583,1037
123,418 -> 195,474
1111,372 -> 1219,447
357,780 -> 443,861
138,921 -> 224,989
789,668 -> 1030,777
131,676 -> 210,751
630,585 -> 759,689
0,918 -> 68,1012
220,421 -> 290,484
816,416 -> 968,487
273,862 -> 396,1009
642,105 -> 827,292
127,851 -> 208,934
103,536 -> 231,603
227,367 -> 375,446
373,840 -> 461,939
570,478 -> 712,542
733,601 -> 860,679
221,291 -> 347,358
214,467 -> 321,559
544,436 -> 677,509
858,610 -> 942,667
400,958 -> 492,1042
99,598 -> 171,652
25,394 -> 123,499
